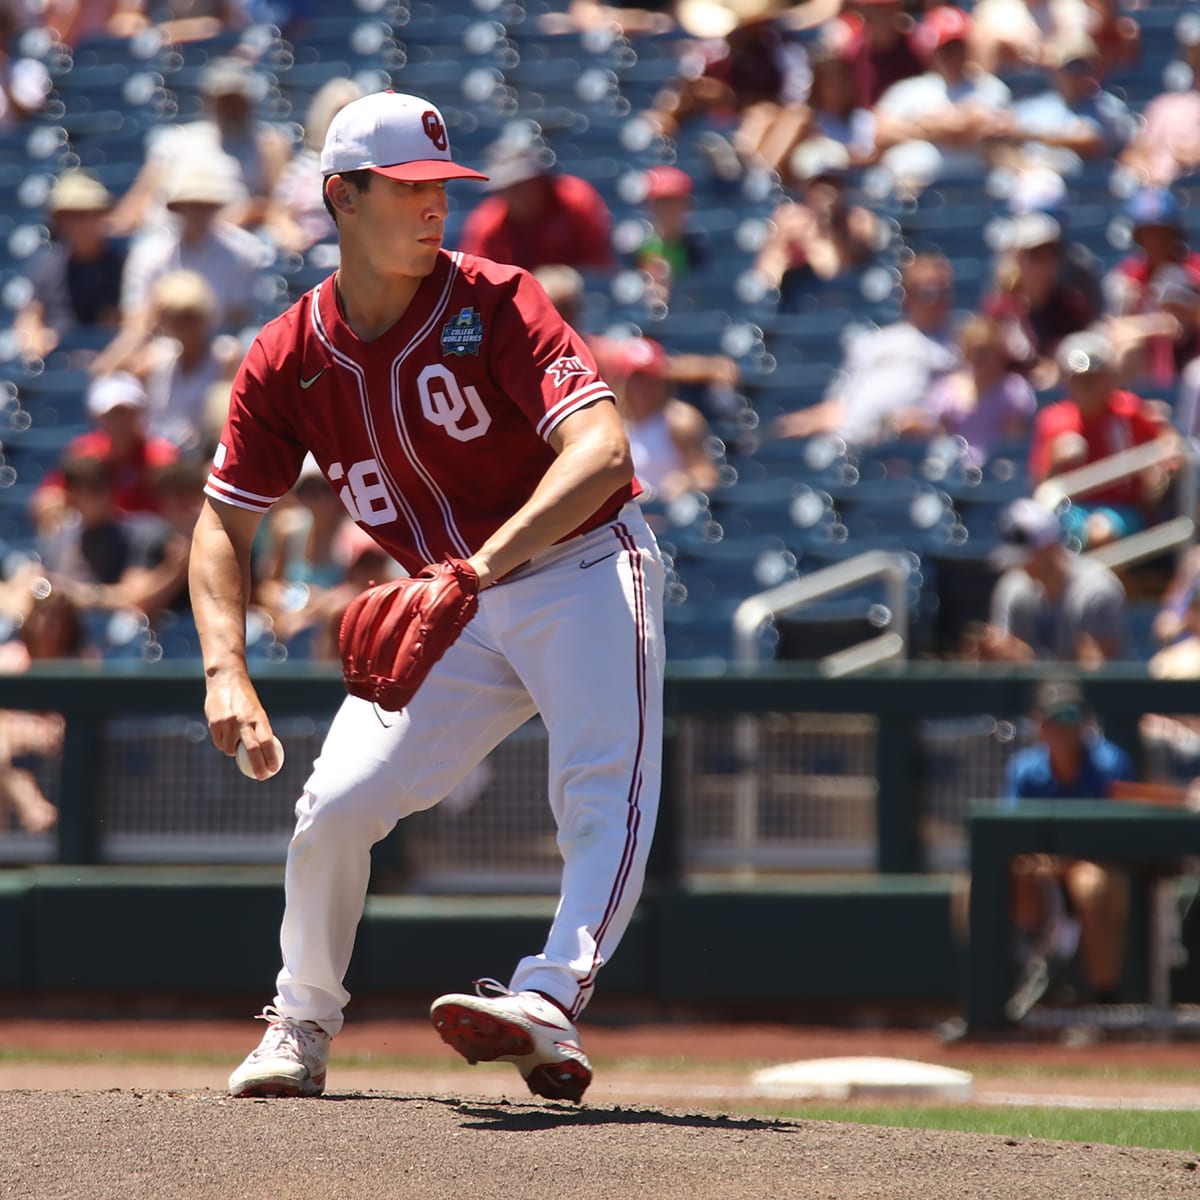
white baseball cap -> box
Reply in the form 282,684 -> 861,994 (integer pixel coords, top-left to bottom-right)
320,91 -> 488,183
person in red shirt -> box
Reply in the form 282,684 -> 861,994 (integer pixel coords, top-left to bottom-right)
456,142 -> 613,272
190,93 -> 663,1106
1029,330 -> 1175,548
1106,188 -> 1200,317
30,372 -> 179,537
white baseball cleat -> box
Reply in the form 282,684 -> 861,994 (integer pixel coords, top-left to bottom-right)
430,978 -> 593,1103
228,1007 -> 331,1098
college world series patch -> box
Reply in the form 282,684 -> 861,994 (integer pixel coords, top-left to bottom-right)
441,307 -> 484,356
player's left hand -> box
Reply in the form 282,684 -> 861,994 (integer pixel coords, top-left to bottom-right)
339,556 -> 480,712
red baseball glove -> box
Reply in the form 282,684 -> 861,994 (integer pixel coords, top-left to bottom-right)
339,556 -> 480,712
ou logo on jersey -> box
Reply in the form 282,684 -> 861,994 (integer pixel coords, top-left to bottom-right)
418,364 -> 491,442
422,110 -> 447,151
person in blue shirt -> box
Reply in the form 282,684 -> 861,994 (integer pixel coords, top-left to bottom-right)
1003,680 -> 1133,1014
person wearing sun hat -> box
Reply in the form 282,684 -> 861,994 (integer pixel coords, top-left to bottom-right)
13,168 -> 125,362
119,157 -> 271,331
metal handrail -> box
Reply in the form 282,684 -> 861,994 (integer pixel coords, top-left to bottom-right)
732,548 -> 911,672
1032,434 -> 1181,509
1033,434 -> 1196,568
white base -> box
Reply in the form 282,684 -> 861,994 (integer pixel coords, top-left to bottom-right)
750,1056 -> 974,1102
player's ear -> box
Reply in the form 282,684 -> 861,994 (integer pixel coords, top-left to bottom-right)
326,175 -> 356,216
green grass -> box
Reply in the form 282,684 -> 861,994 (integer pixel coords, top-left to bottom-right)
760,1104 -> 1200,1153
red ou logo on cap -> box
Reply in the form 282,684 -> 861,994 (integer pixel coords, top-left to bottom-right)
422,111 -> 447,151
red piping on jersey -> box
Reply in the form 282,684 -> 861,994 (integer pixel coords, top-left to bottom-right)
570,519 -> 649,1020
309,280 -> 447,563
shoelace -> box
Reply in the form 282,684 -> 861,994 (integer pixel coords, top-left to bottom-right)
249,1006 -> 327,1060
473,977 -> 515,999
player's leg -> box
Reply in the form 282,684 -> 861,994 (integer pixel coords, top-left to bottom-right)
430,505 -> 665,1101
230,617 -> 536,1097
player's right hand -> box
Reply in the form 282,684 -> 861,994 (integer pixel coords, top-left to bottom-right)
204,666 -> 276,761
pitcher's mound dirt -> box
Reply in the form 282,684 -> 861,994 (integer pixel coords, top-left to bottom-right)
3,1089 -> 1199,1200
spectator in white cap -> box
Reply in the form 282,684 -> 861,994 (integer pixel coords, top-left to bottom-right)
980,210 -> 1098,386
753,138 -> 881,307
111,57 -> 292,237
119,159 -> 272,333
457,139 -> 614,272
14,168 -> 126,363
1028,329 -> 1176,548
29,372 -> 179,536
963,496 -> 1127,665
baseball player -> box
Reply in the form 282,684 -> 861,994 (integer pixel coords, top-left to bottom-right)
189,91 -> 665,1104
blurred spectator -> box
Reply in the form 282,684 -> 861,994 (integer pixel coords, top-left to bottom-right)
30,373 -> 179,536
119,161 -> 272,333
1104,188 -> 1200,319
111,57 -> 292,236
1082,0 -> 1140,72
1149,582 -> 1200,679
13,169 -> 125,364
775,252 -> 960,445
1029,330 -> 1175,548
1120,14 -> 1200,188
271,508 -> 398,655
1001,679 -> 1133,1014
0,3 -> 50,128
1005,35 -> 1135,178
39,0 -> 147,47
610,337 -> 720,503
874,7 -> 1014,196
645,0 -> 813,178
256,456 -> 380,644
753,139 -> 881,304
631,166 -> 707,304
92,270 -> 241,458
38,455 -> 189,621
0,586 -> 93,835
533,263 -> 742,396
926,314 -> 1037,468
1150,544 -> 1200,650
1110,264 -> 1200,393
264,77 -> 364,255
980,211 -> 1098,386
836,0 -> 923,109
792,40 -> 878,170
969,0 -> 1090,74
966,498 -> 1127,664
457,142 -> 613,272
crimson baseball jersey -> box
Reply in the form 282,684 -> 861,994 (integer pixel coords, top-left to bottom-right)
206,250 -> 636,575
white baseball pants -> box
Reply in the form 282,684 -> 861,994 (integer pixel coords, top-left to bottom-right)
272,503 -> 665,1035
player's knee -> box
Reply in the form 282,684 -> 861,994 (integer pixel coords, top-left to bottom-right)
293,783 -> 395,845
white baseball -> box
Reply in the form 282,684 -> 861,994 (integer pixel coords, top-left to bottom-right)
236,736 -> 285,780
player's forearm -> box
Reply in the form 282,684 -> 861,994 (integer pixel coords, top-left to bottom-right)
189,503 -> 255,680
467,424 -> 632,588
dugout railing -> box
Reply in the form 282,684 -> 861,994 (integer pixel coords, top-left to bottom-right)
0,659 -> 1196,876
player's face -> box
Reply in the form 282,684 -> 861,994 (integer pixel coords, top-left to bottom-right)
352,176 -> 449,278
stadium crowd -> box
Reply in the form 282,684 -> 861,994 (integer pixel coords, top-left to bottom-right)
0,0 -> 1198,692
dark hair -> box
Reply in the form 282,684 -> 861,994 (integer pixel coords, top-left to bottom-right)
61,455 -> 114,493
321,169 -> 375,223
